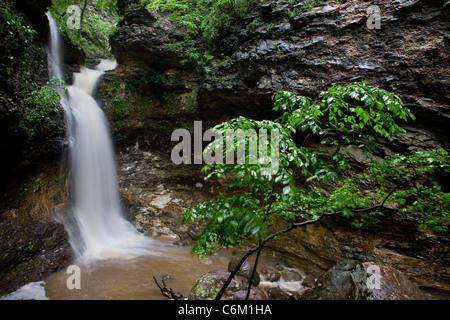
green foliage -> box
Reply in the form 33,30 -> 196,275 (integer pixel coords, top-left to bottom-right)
363,149 -> 450,233
49,1 -> 119,60
183,81 -> 447,259
192,282 -> 220,299
201,0 -> 254,44
0,1 -> 37,41
94,0 -> 118,11
141,72 -> 166,84
0,0 -> 41,87
0,0 -> 64,141
302,0 -> 322,11
98,80 -> 130,127
110,96 -> 129,121
20,78 -> 67,140
19,176 -> 48,197
273,81 -> 416,153
143,0 -> 255,72
184,194 -> 264,258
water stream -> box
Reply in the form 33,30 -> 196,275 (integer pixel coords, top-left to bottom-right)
47,12 -> 156,262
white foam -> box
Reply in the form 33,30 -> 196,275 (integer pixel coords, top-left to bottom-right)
1,281 -> 48,300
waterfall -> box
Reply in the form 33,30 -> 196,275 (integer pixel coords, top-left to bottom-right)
46,12 -> 154,261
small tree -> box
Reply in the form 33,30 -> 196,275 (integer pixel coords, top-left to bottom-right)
182,81 -> 450,300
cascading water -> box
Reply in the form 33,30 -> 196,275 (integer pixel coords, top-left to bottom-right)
46,12 -> 154,261
1,13 -> 307,300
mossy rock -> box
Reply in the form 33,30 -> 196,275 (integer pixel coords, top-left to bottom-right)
188,270 -> 268,300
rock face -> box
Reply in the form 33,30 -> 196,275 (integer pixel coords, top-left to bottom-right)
110,0 -> 449,149
106,0 -> 450,299
0,1 -> 75,296
0,163 -> 73,296
111,4 -> 187,72
206,0 -> 449,147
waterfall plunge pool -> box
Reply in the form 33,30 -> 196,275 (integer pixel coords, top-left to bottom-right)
2,238 -> 308,300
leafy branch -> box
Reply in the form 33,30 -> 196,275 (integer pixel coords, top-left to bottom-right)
182,81 -> 448,300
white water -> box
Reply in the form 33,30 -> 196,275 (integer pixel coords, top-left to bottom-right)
0,282 -> 48,300
46,12 -> 155,262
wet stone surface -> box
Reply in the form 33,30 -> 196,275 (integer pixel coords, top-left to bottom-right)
116,146 -> 218,243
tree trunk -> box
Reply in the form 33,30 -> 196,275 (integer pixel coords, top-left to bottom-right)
78,0 -> 89,37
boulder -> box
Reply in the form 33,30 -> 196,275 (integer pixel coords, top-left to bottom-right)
266,286 -> 291,300
306,260 -> 369,300
363,262 -> 427,300
306,260 -> 427,300
188,270 -> 268,300
280,269 -> 303,282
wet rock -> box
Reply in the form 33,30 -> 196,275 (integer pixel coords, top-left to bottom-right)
117,148 -> 215,242
161,274 -> 175,281
306,260 -> 428,300
188,270 -> 268,300
280,269 -> 304,282
266,286 -> 290,300
306,260 -> 369,300
363,262 -> 427,300
0,164 -> 72,296
260,267 -> 281,282
302,274 -> 316,289
228,256 -> 260,287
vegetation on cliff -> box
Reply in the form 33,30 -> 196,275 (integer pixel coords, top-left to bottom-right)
1,0 -> 65,141
140,0 -> 254,72
49,0 -> 119,61
140,0 -> 329,73
0,0 -> 121,140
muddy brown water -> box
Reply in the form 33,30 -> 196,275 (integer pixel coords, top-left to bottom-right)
43,239 -> 285,300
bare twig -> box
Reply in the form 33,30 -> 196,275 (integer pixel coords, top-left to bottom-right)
78,0 -> 89,37
245,240 -> 262,300
153,276 -> 184,300
215,214 -> 329,300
